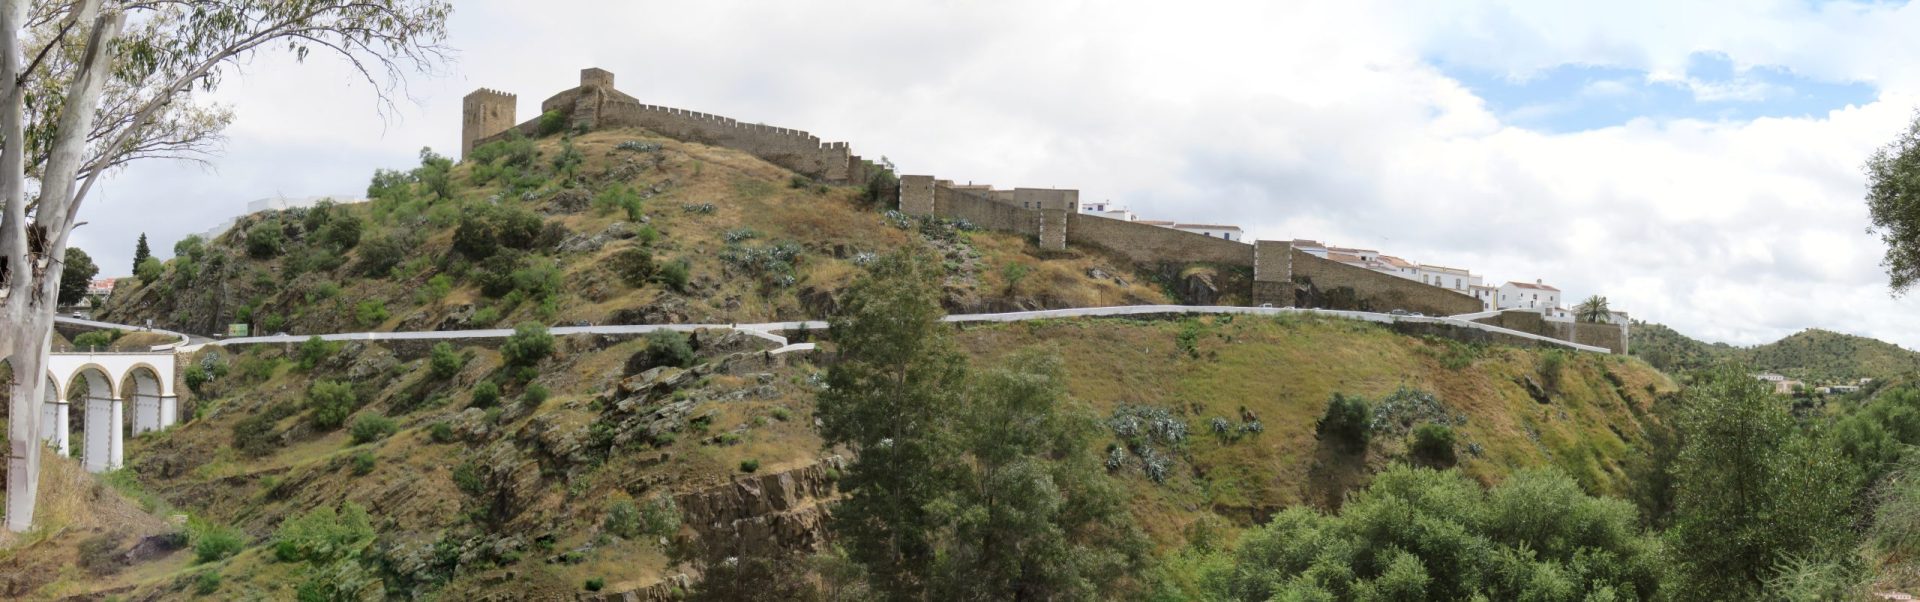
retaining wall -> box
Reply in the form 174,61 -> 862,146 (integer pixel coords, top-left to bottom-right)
1064,213 -> 1255,267
936,185 -> 1038,235
1290,249 -> 1482,316
1468,309 -> 1628,354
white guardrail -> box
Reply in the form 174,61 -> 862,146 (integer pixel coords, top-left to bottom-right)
69,304 -> 1606,356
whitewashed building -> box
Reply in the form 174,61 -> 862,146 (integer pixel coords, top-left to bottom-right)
1499,280 -> 1560,310
1419,264 -> 1480,292
1174,224 -> 1243,241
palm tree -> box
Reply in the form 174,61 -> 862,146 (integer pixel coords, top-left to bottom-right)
1576,295 -> 1611,323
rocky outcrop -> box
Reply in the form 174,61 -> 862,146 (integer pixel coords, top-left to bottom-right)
674,457 -> 845,558
579,574 -> 691,602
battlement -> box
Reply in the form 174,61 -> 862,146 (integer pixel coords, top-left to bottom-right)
464,88 -> 516,102
580,67 -> 614,89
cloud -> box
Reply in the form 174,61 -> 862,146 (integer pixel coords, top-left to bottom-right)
69,0 -> 1920,349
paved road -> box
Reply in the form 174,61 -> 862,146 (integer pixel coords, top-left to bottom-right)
64,304 -> 1608,355
53,316 -> 196,350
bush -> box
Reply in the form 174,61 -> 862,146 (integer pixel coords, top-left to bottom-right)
232,402 -> 293,457
295,336 -> 339,371
611,246 -> 655,287
315,213 -> 363,250
1316,393 -> 1372,454
537,110 -> 566,136
1538,350 -> 1566,391
471,380 -> 500,408
188,517 -> 245,564
656,259 -> 691,293
348,414 -> 397,444
1409,423 -> 1457,468
501,322 -> 554,367
585,577 -> 606,592
629,330 -> 695,373
604,500 -> 642,538
355,233 -> 408,277
350,450 -> 377,475
135,256 -> 164,282
641,495 -> 681,539
272,502 -> 375,564
354,299 -> 389,328
429,342 -> 466,380
245,219 -> 284,258
72,329 -> 121,350
429,421 -> 456,443
473,250 -> 526,297
453,462 -> 485,496
739,459 -> 760,473
510,258 -> 563,301
416,274 -> 454,304
308,380 -> 357,430
522,383 -> 550,407
194,570 -> 222,595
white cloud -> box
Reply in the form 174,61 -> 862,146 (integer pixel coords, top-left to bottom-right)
70,0 -> 1920,349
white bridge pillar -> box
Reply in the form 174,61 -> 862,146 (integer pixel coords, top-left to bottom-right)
40,401 -> 71,457
159,395 -> 179,428
133,393 -> 161,435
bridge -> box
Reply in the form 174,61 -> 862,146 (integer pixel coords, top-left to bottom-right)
12,349 -> 181,473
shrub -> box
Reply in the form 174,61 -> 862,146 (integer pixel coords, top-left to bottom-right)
295,336 -> 339,371
193,570 -> 222,595
73,329 -> 120,350
510,259 -> 563,301
429,421 -> 456,443
739,459 -> 761,473
245,219 -> 284,258
656,259 -> 691,293
135,256 -> 163,282
473,250 -> 525,297
1538,350 -> 1566,391
184,364 -> 210,395
593,183 -> 641,216
471,306 -> 502,327
585,577 -> 606,592
453,462 -> 485,496
604,500 -> 642,538
453,208 -> 501,259
188,517 -> 245,564
173,234 -> 206,259
272,502 -> 374,564
522,383 -> 550,407
232,403 -> 292,457
611,246 -> 655,287
501,322 -> 554,367
429,342 -> 466,380
348,414 -> 398,444
354,299 -> 389,328
629,330 -> 695,373
641,495 -> 681,538
1409,423 -> 1458,468
315,213 -> 363,250
1316,393 -> 1372,454
350,450 -> 377,475
308,380 -> 357,430
537,110 -> 566,136
355,233 -> 408,277
416,274 -> 454,304
471,380 -> 500,408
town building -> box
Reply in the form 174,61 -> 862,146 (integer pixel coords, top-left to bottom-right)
1499,280 -> 1560,310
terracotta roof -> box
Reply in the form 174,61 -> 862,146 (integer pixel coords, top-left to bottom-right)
1326,251 -> 1365,263
1378,255 -> 1415,268
1174,224 -> 1243,231
1507,281 -> 1560,291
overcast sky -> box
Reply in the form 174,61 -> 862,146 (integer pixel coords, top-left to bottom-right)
68,0 -> 1920,348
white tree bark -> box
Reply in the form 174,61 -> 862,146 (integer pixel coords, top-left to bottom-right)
2,0 -> 118,533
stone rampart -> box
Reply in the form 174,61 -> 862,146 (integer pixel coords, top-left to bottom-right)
1290,249 -> 1482,316
936,184 -> 1038,235
1467,309 -> 1628,354
1064,213 -> 1255,267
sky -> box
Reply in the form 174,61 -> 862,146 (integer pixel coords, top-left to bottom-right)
67,0 -> 1920,348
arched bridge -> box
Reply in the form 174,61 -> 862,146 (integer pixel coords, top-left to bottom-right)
9,350 -> 180,473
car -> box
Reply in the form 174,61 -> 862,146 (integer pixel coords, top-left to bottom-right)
1388,309 -> 1410,316
1259,303 -> 1274,308
1410,312 -> 1425,317
70,311 -> 85,318
273,332 -> 289,337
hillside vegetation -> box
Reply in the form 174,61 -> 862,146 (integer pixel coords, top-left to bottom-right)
0,311 -> 1675,599
1634,322 -> 1920,384
100,128 -> 1172,337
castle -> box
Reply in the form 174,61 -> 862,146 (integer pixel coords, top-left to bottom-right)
461,68 -> 1628,353
462,68 -> 870,184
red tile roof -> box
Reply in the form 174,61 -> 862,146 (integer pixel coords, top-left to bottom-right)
1507,281 -> 1560,291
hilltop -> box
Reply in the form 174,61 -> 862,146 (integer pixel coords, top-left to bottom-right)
1632,322 -> 1920,384
99,128 -> 1178,337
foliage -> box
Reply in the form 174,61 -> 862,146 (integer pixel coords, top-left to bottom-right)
296,336 -> 340,371
1409,423 -> 1457,468
1538,349 -> 1566,391
611,246 -> 655,287
354,232 -> 409,278
860,156 -> 898,208
1316,393 -> 1371,454
593,182 -> 644,218
416,274 -> 453,304
470,381 -> 500,408
584,577 -> 605,592
1666,366 -> 1858,599
631,329 -> 695,372
188,517 -> 246,564
739,458 -> 761,473
1200,465 -> 1660,600
1107,404 -> 1188,482
452,462 -> 485,497
232,402 -> 296,457
1866,110 -> 1920,293
501,322 -> 554,367
58,246 -> 98,305
308,380 -> 358,431
1576,295 -> 1612,323
273,502 -> 375,564
656,259 -> 691,293
537,110 -> 566,136
135,256 -> 164,282
246,219 -> 286,258
521,383 -> 549,407
1831,385 -> 1920,488
194,570 -> 222,595
428,342 -> 466,380
354,299 -> 389,327
348,414 -> 397,444
133,233 -> 152,273
350,450 -> 376,475
72,329 -> 121,350
641,495 -> 681,539
1868,456 -> 1920,572
453,204 -> 543,259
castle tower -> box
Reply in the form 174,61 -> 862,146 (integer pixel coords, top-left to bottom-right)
580,67 -> 614,89
461,88 -> 517,160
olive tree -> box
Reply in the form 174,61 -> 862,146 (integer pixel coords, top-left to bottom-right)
1867,110 -> 1920,293
0,0 -> 449,532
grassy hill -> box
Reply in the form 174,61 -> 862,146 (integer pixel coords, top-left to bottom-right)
99,128 -> 1174,337
2,313 -> 1676,599
1632,321 -> 1920,384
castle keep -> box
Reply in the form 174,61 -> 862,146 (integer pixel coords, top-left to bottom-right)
462,68 -> 870,183
464,67 -> 1625,353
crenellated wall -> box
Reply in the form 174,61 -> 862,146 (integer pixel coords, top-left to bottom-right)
460,88 -> 517,159
465,68 -> 859,182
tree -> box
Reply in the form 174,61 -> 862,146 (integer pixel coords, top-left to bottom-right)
0,0 -> 449,532
1868,110 -> 1920,293
815,250 -> 967,599
1575,294 -> 1611,323
57,245 -> 94,305
130,231 -> 147,272
1667,366 -> 1858,599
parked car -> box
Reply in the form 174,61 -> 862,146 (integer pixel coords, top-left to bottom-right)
1389,309 -> 1410,316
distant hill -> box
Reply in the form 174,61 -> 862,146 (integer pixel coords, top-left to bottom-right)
1632,322 -> 1920,384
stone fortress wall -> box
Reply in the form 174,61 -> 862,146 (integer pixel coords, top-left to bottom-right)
462,67 -> 1624,353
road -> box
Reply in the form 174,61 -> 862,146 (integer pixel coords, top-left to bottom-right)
62,304 -> 1610,355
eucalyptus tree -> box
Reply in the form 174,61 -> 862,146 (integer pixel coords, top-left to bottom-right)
0,0 -> 449,532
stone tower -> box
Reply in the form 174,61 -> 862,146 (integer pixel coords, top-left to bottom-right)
580,67 -> 614,89
461,88 -> 517,159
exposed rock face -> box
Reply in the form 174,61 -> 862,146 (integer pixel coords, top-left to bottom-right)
673,456 -> 845,558
580,574 -> 692,602
1183,271 -> 1220,306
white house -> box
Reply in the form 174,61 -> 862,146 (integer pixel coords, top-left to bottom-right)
1173,224 -> 1243,241
1498,280 -> 1560,310
1292,239 -> 1329,258
1418,264 -> 1480,292
1377,255 -> 1422,280
1469,284 -> 1498,311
